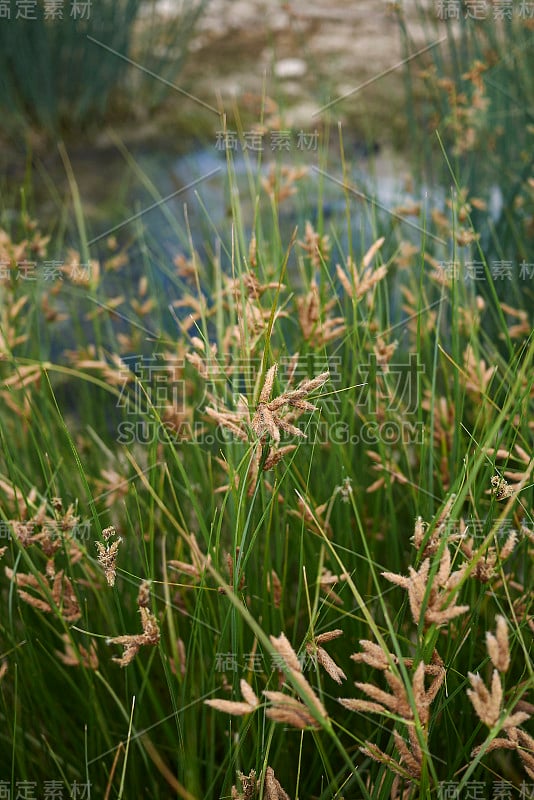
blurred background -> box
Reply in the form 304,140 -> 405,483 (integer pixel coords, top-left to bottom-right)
0,0 -> 533,354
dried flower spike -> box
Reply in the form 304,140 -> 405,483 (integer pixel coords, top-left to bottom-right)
107,606 -> 160,667
95,536 -> 122,587
231,769 -> 257,800
467,670 -> 502,727
486,615 -> 510,673
382,547 -> 469,628
491,475 -> 514,501
306,630 -> 346,684
264,766 -> 291,800
251,364 -> 329,443
205,678 -> 259,717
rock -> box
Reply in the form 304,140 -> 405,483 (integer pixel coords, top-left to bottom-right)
273,58 -> 308,80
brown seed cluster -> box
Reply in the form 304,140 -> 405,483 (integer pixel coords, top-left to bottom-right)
467,616 -> 534,777
95,526 -> 122,587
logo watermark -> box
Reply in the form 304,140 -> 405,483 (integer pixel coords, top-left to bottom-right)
116,418 -> 425,446
214,651 -> 316,674
434,260 -> 534,281
215,129 -> 319,153
0,0 -> 91,20
355,354 -> 424,415
0,519 -> 92,542
438,780 -> 534,799
0,779 -> 91,799
436,1 -> 534,21
114,353 -> 426,446
0,259 -> 93,282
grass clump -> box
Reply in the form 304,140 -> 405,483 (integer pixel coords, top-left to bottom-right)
0,0 -> 209,138
0,116 -> 532,799
395,2 -> 534,261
